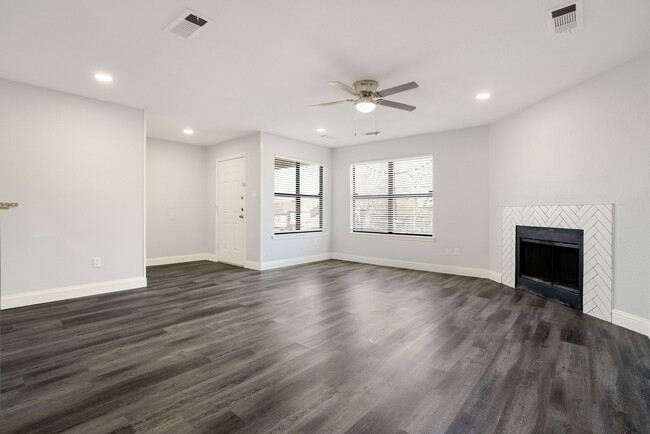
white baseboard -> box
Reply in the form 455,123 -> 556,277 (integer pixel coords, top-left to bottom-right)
330,253 -> 490,279
147,253 -> 217,266
244,260 -> 262,270
0,277 -> 147,310
148,254 -> 329,271
612,309 -> 650,337
258,253 -> 332,271
488,270 -> 502,283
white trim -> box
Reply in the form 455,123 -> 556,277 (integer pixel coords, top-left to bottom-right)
500,201 -> 612,208
0,277 -> 147,310
274,154 -> 327,168
142,110 -> 147,278
272,231 -> 328,240
259,253 -> 332,271
349,153 -> 433,166
347,232 -> 436,242
259,132 -> 264,269
612,309 -> 650,337
330,253 -> 490,279
146,253 -> 217,266
488,270 -> 502,283
244,260 -> 262,270
216,152 -> 247,163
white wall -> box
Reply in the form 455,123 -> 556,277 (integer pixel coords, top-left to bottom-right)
146,138 -> 209,261
0,79 -> 145,306
3,53 -> 646,330
332,127 -> 490,274
488,53 -> 650,320
260,133 -> 332,264
207,133 -> 262,265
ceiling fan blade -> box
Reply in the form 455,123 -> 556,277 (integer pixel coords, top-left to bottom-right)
328,81 -> 359,96
377,99 -> 416,111
308,100 -> 353,108
376,81 -> 419,97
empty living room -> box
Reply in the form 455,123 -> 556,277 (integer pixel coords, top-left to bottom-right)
1,1 -> 649,433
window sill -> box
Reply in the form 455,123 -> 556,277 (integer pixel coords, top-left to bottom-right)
348,232 -> 436,242
273,231 -> 327,240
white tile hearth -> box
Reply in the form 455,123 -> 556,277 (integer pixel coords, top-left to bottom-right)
502,204 -> 613,322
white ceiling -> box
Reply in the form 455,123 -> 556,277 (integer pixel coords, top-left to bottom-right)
0,1 -> 648,147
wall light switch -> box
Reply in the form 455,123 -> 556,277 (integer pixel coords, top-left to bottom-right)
454,248 -> 460,256
93,257 -> 101,268
445,248 -> 451,256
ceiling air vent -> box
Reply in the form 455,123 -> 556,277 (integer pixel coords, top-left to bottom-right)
548,1 -> 582,34
165,9 -> 213,40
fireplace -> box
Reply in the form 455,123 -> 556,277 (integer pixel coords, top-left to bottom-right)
515,225 -> 584,310
502,204 -> 613,321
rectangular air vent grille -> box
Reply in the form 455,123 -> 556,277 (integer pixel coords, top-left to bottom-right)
549,1 -> 582,34
553,5 -> 577,29
165,9 -> 213,40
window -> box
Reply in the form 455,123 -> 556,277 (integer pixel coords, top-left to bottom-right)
274,157 -> 323,234
351,155 -> 433,236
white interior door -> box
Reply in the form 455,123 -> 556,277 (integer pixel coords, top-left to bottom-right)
217,156 -> 246,266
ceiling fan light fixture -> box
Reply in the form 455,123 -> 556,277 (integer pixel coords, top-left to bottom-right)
312,79 -> 417,113
355,98 -> 376,113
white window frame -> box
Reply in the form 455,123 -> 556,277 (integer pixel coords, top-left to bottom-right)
274,155 -> 324,235
350,154 -> 433,238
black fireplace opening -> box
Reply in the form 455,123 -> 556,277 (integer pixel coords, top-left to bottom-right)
515,226 -> 584,310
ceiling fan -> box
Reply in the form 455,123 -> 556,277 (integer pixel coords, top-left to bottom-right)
309,80 -> 418,113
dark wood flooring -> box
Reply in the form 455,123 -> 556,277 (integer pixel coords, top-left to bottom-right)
1,260 -> 648,433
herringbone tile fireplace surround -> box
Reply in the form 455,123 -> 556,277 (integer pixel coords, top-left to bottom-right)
502,204 -> 614,322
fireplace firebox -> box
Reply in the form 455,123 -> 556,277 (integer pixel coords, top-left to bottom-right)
515,225 -> 584,310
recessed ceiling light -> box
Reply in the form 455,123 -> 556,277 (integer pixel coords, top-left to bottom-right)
476,92 -> 491,100
183,129 -> 194,135
94,73 -> 113,83
316,128 -> 326,133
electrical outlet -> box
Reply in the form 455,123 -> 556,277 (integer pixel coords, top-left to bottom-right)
93,257 -> 101,268
454,248 -> 460,256
445,248 -> 451,256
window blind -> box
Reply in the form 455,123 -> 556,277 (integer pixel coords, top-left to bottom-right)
274,157 -> 323,234
351,155 -> 433,236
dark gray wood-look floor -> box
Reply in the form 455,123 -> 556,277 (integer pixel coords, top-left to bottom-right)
1,260 -> 648,433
